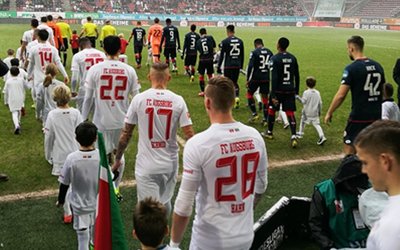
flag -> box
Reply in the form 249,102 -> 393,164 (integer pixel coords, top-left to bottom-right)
95,132 -> 128,250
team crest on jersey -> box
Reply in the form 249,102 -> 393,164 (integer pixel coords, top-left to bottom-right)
342,70 -> 349,78
334,199 -> 344,213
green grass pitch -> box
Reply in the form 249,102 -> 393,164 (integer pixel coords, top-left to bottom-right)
0,23 -> 399,249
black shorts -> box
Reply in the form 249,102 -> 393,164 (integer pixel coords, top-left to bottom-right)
198,60 -> 214,75
87,36 -> 96,48
247,80 -> 269,95
343,121 -> 372,145
60,38 -> 69,51
184,55 -> 197,66
134,45 -> 143,54
269,93 -> 296,112
164,47 -> 177,59
224,68 -> 240,83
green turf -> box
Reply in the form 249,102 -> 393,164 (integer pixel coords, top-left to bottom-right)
1,25 -> 399,196
0,160 -> 338,249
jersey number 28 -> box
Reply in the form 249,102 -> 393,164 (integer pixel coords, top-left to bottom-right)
215,152 -> 260,202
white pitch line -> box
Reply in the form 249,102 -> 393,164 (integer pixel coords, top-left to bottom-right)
0,154 -> 343,203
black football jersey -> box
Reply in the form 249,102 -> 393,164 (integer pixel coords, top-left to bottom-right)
270,52 -> 299,95
161,25 -> 180,49
183,32 -> 200,56
341,58 -> 385,121
218,36 -> 244,69
196,35 -> 216,61
247,47 -> 273,82
132,27 -> 146,46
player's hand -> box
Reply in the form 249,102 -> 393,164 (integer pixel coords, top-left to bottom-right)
64,77 -> 70,85
112,170 -> 120,181
181,54 -> 184,60
111,159 -> 122,172
56,201 -> 63,207
60,45 -> 65,51
217,68 -> 222,74
272,98 -> 279,106
324,113 -> 332,124
71,92 -> 78,98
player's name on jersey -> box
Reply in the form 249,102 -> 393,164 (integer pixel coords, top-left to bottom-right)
146,98 -> 173,108
86,53 -> 103,57
102,68 -> 125,74
366,65 -> 376,71
220,139 -> 255,155
282,58 -> 293,63
39,47 -> 52,52
151,141 -> 166,149
231,203 -> 245,214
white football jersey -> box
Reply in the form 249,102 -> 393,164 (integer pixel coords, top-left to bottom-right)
84,59 -> 140,130
58,149 -> 99,215
181,122 -> 268,250
36,79 -> 65,122
4,67 -> 27,83
22,29 -> 34,44
4,77 -> 26,111
125,88 -> 192,175
382,100 -> 400,121
71,48 -> 106,90
27,43 -> 67,85
44,107 -> 82,168
37,24 -> 55,45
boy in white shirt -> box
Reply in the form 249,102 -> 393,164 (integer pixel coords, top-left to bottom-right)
3,48 -> 15,69
112,63 -> 194,214
45,84 -> 82,223
3,66 -> 27,134
296,76 -> 327,145
57,121 -> 99,250
133,197 -> 180,250
382,83 -> 400,121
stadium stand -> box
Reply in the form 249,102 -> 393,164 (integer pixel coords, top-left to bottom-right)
7,0 -> 400,17
343,0 -> 400,17
0,0 -> 10,11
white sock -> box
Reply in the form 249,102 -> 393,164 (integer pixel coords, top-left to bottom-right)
313,124 -> 325,138
64,188 -> 72,216
254,91 -> 261,103
11,111 -> 20,129
77,228 -> 90,250
298,118 -> 305,135
280,110 -> 289,125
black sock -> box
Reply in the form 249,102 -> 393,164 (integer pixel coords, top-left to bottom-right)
248,98 -> 257,115
267,111 -> 275,133
287,113 -> 297,136
200,80 -> 205,92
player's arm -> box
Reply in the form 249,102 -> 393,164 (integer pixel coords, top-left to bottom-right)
270,59 -> 278,99
54,53 -> 69,84
44,117 -> 55,163
324,84 -> 350,124
128,30 -> 133,43
393,58 -> 400,86
0,59 -> 8,76
71,71 -> 79,95
254,139 -> 268,208
81,87 -> 94,121
181,125 -> 194,140
160,30 -> 165,51
20,40 -> 28,61
176,28 -> 181,50
240,41 -> 244,69
182,35 -> 188,56
112,123 -> 136,172
35,86 -> 45,120
217,41 -> 225,73
171,174 -> 200,247
79,26 -> 85,37
294,59 -> 300,95
56,158 -> 71,206
246,52 -> 254,82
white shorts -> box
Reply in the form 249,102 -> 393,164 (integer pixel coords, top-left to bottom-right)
99,129 -> 122,154
73,212 -> 95,230
52,162 -> 63,176
300,114 -> 320,126
136,171 -> 177,204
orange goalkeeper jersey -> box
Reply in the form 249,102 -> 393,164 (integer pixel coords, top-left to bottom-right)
148,24 -> 163,46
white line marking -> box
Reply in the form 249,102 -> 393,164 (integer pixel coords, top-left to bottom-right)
0,154 -> 343,203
